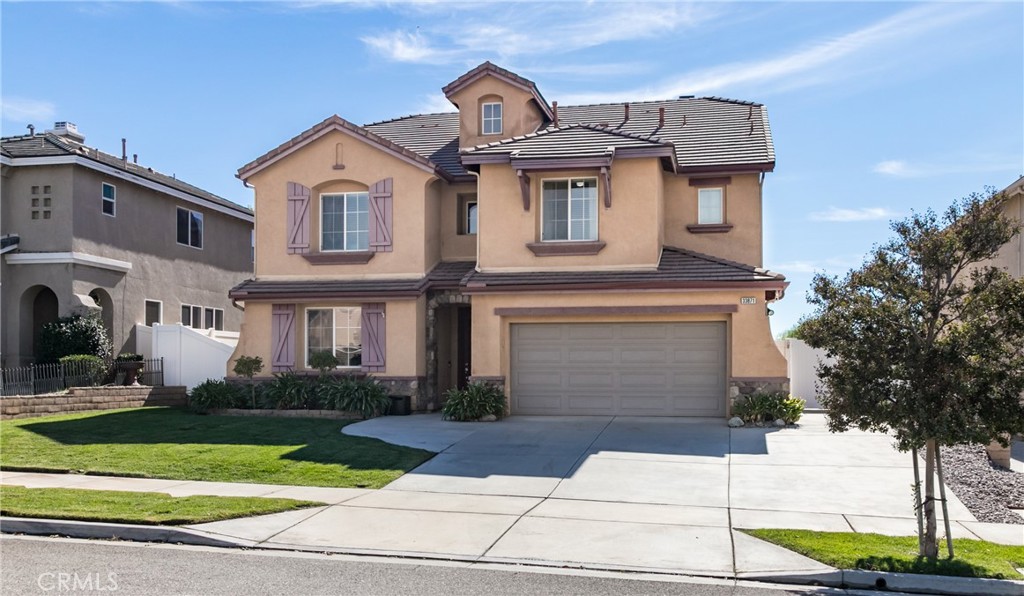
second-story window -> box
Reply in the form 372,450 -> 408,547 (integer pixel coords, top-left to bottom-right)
482,102 -> 502,135
458,193 -> 478,235
542,178 -> 598,241
101,183 -> 116,217
698,188 -> 724,225
176,207 -> 204,249
322,192 -> 368,252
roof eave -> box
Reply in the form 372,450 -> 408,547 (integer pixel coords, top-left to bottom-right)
461,279 -> 788,294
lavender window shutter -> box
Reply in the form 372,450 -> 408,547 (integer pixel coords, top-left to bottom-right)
271,304 -> 296,372
286,182 -> 311,254
361,303 -> 386,372
369,178 -> 393,253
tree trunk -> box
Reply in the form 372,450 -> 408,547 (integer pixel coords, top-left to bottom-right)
922,439 -> 939,558
911,447 -> 924,554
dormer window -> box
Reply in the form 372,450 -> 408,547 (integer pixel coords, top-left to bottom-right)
482,102 -> 502,135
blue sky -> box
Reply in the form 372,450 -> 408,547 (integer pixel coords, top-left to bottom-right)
3,1 -> 1022,334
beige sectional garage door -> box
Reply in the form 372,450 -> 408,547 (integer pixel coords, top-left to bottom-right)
510,322 -> 727,416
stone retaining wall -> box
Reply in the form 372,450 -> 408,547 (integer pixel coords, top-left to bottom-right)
0,386 -> 187,420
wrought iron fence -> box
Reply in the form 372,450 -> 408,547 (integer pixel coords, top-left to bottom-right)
0,357 -> 165,397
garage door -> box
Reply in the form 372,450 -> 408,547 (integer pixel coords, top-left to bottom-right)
510,322 -> 727,416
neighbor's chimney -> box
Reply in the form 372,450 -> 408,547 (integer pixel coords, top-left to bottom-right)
133,154 -> 138,164
27,124 -> 35,136
47,121 -> 85,143
658,107 -> 665,128
121,138 -> 127,163
623,103 -> 630,122
552,101 -> 558,127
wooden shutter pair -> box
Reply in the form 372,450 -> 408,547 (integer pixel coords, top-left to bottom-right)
269,303 -> 386,373
285,179 -> 393,254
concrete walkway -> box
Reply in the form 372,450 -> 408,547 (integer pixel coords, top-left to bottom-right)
3,413 -> 1021,578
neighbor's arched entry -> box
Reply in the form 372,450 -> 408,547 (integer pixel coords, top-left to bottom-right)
88,288 -> 114,343
20,285 -> 59,363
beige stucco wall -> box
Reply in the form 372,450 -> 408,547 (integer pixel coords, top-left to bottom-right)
469,289 -> 787,385
990,190 -> 1023,279
228,296 -> 425,378
476,159 -> 664,271
664,173 -> 764,267
449,77 -> 545,149
247,129 -> 439,279
440,182 -> 478,261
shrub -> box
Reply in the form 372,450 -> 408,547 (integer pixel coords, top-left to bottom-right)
59,354 -> 107,387
189,379 -> 245,414
37,314 -> 112,363
316,375 -> 352,411
114,352 -> 144,362
335,377 -> 391,419
232,355 -> 264,410
263,372 -> 315,410
732,391 -> 805,424
441,382 -> 505,422
309,351 -> 339,378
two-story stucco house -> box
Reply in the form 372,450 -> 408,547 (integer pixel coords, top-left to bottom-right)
1,122 -> 254,366
992,176 -> 1023,280
228,62 -> 789,417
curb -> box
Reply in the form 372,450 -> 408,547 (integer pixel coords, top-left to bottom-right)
4,516 -> 1023,595
742,569 -> 1024,596
1,517 -> 256,549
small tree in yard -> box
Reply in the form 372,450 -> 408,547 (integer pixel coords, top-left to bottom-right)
802,189 -> 1024,560
232,356 -> 264,410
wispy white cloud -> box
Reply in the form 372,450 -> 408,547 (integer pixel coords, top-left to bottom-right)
772,257 -> 860,274
809,207 -> 901,223
873,158 -> 1020,178
558,3 -> 993,103
416,93 -> 457,114
1,97 -> 56,124
361,3 -> 717,64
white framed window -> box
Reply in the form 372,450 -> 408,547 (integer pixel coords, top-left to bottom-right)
204,307 -> 215,330
101,183 -> 116,217
541,178 -> 598,241
144,300 -> 162,326
321,192 -> 368,252
180,304 -> 203,329
306,306 -> 362,368
698,188 -> 724,224
214,308 -> 224,331
482,102 -> 502,135
176,207 -> 204,249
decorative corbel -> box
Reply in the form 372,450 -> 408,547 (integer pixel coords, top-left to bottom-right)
517,169 -> 531,211
600,166 -> 612,208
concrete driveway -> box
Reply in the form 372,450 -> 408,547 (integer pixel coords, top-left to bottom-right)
185,413 -> 1016,577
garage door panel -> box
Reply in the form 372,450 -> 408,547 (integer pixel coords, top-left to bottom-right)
511,322 -> 726,417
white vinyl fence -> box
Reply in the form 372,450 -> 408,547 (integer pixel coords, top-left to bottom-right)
776,338 -> 834,410
138,324 -> 239,390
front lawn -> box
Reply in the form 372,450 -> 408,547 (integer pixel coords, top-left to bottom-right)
0,485 -> 321,525
745,529 -> 1024,580
0,407 -> 433,489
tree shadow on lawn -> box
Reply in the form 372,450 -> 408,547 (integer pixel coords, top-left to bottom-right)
6,408 -> 433,470
856,555 -> 1001,579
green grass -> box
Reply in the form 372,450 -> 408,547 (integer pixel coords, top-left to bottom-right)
745,529 -> 1024,580
0,407 -> 433,489
0,485 -> 321,525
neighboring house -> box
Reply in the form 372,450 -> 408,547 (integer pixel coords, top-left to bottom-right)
991,176 -> 1023,279
228,62 -> 789,417
1,122 -> 254,366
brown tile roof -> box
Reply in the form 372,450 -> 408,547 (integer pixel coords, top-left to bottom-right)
363,112 -> 467,178
463,246 -> 785,292
1,133 -> 252,216
462,124 -> 673,161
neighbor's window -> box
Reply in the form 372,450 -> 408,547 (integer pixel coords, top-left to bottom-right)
698,188 -> 724,225
542,178 -> 598,241
214,308 -> 224,331
176,207 -> 204,249
180,304 -> 192,327
458,194 -> 478,235
321,192 -> 368,252
482,102 -> 502,135
144,300 -> 162,326
306,306 -> 362,368
102,183 -> 116,216
181,304 -> 203,329
204,307 -> 215,330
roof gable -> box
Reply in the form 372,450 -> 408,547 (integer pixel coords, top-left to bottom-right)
236,115 -> 450,182
442,61 -> 554,121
